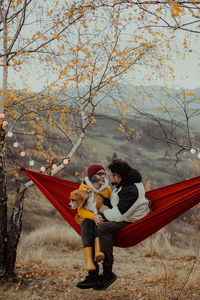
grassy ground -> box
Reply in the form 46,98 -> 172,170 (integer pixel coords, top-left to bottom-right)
1,223 -> 199,300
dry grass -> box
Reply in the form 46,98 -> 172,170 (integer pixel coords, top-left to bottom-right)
133,228 -> 199,259
19,224 -> 82,252
1,223 -> 199,300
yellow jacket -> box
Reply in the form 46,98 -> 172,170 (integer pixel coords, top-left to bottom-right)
75,177 -> 112,224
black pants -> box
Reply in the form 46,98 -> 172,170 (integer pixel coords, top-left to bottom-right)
80,218 -> 128,272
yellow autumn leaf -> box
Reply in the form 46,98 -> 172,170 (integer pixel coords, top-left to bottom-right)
171,2 -> 183,18
186,93 -> 195,96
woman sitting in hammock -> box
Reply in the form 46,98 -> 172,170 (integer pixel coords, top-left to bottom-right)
75,163 -> 112,225
75,163 -> 112,288
76,159 -> 151,291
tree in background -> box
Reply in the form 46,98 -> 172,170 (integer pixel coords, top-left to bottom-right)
110,85 -> 200,168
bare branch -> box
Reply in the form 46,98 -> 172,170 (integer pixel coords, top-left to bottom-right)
176,260 -> 196,300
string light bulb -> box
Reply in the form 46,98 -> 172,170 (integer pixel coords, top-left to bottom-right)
29,160 -> 34,166
20,151 -> 26,157
2,121 -> 7,127
190,148 -> 196,154
0,113 -> 5,119
197,153 -> 200,159
40,166 -> 46,172
13,142 -> 19,148
63,158 -> 69,165
52,164 -> 57,170
7,131 -> 13,137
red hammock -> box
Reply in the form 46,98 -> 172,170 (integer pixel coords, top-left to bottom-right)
21,168 -> 200,248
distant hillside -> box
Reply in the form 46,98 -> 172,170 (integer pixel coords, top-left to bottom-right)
85,83 -> 200,117
84,113 -> 198,187
54,83 -> 200,118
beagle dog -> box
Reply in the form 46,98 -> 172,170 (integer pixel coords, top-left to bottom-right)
69,189 -> 104,214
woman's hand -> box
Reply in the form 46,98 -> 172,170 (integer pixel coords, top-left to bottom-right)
93,214 -> 104,225
98,205 -> 109,213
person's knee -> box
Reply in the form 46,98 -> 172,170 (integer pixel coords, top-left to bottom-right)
81,218 -> 94,228
97,223 -> 109,236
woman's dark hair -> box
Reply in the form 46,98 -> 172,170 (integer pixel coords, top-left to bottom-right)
107,159 -> 131,178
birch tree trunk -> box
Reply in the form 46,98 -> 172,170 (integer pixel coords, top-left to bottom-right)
0,124 -> 8,278
0,7 -> 9,278
6,184 -> 26,277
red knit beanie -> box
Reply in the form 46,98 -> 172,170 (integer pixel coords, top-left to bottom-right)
87,163 -> 105,179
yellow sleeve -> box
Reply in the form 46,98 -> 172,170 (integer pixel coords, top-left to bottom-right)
100,186 -> 112,199
74,207 -> 95,224
79,182 -> 86,190
107,187 -> 112,199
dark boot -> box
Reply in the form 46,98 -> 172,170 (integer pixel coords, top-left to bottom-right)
77,270 -> 99,289
93,271 -> 117,291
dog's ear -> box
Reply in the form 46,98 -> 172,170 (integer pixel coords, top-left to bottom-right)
78,190 -> 89,206
70,190 -> 78,199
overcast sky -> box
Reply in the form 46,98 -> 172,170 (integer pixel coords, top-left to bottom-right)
9,33 -> 200,93
1,3 -> 200,93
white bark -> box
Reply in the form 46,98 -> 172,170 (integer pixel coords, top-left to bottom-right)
0,6 -> 8,114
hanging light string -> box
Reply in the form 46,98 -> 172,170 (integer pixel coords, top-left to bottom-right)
12,132 -> 40,168
190,148 -> 200,159
5,119 -> 70,172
